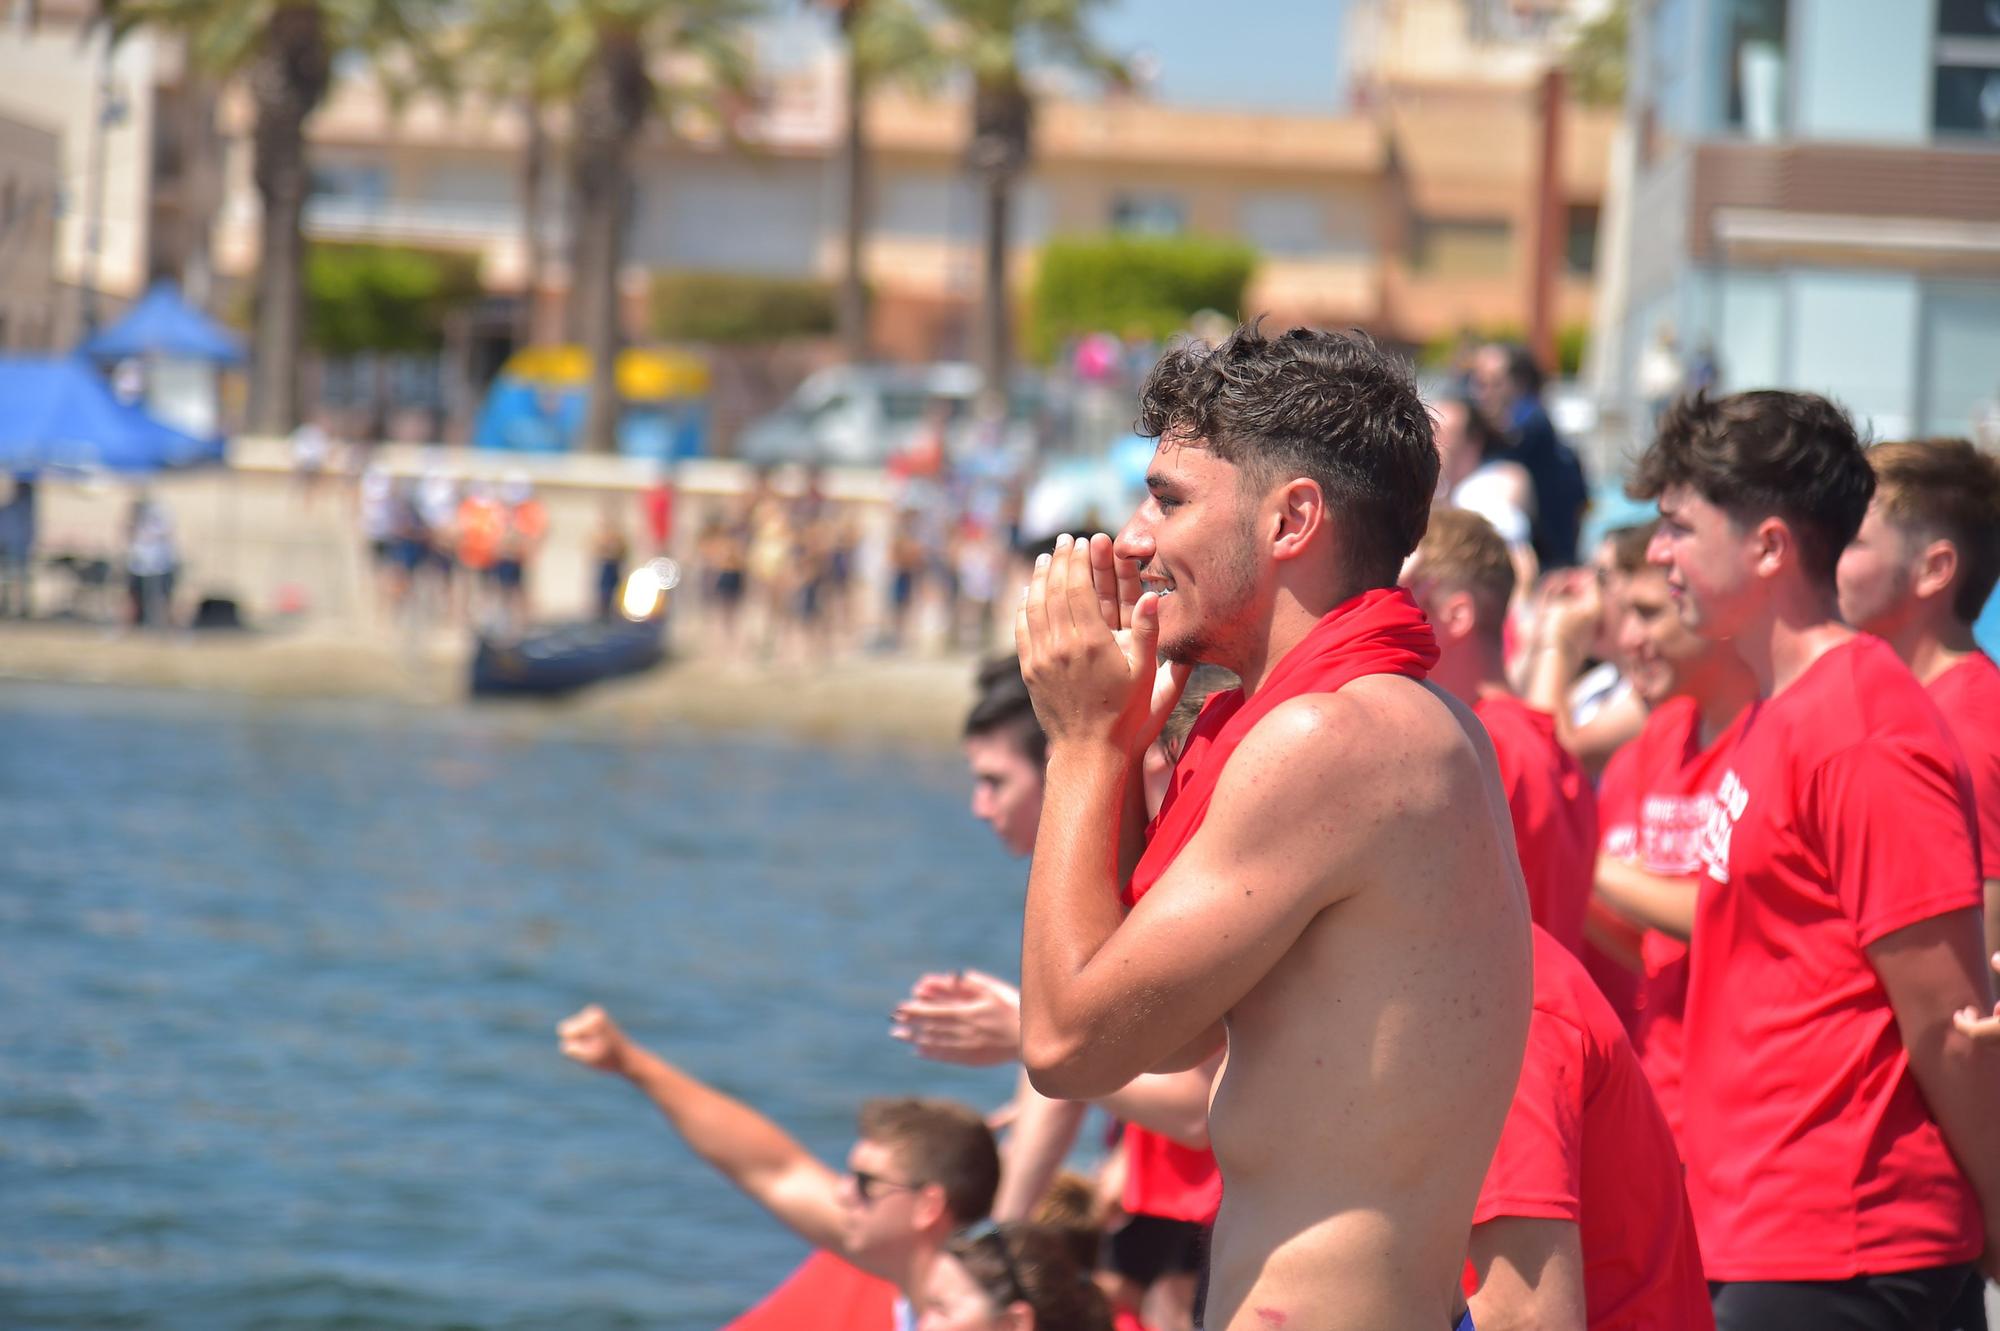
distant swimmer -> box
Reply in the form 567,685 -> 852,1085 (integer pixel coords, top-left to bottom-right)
558,1005 -> 997,1331
1013,324 -> 1533,1331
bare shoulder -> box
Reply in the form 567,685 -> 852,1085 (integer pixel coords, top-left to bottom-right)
1215,676 -> 1480,819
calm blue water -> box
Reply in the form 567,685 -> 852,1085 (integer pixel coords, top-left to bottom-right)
0,686 -> 1025,1330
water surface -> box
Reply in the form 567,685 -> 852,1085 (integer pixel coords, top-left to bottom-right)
0,685 -> 1024,1329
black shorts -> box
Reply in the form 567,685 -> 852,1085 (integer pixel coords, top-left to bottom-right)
1710,1262 -> 1986,1331
1105,1214 -> 1207,1286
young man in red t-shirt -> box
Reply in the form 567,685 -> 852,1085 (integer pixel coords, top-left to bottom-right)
1465,926 -> 1713,1331
1588,542 -> 1759,1144
1632,390 -> 2000,1330
1838,436 -> 2000,962
1406,507 -> 1600,955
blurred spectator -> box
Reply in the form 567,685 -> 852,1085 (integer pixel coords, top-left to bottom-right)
291,417 -> 331,507
125,493 -> 179,627
1473,343 -> 1589,570
1637,322 -> 1684,427
358,459 -> 400,616
643,476 -> 675,555
884,510 -> 927,651
696,503 -> 751,657
455,483 -> 506,629
592,499 -> 630,622
0,477 -> 36,619
492,474 -> 547,634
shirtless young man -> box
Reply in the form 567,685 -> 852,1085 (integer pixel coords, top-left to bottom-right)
1013,325 -> 1534,1331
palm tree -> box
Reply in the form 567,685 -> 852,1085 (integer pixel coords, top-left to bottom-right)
852,0 -> 1120,403
102,0 -> 446,436
469,0 -> 757,454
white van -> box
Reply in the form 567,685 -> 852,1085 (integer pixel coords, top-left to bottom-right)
736,363 -> 1045,468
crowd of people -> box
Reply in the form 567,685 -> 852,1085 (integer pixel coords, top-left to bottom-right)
550,320 -> 2000,1331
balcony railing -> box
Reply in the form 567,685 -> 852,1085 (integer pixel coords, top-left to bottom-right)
302,196 -> 541,245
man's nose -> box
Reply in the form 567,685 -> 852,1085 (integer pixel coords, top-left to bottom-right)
1646,529 -> 1674,568
1114,521 -> 1154,566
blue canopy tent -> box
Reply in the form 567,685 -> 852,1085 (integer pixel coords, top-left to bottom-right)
79,281 -> 246,365
77,281 -> 240,448
0,357 -> 212,474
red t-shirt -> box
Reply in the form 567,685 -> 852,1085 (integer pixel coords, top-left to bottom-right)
1469,928 -> 1713,1331
1584,743 -> 1644,1035
1929,650 -> 2000,880
1474,695 -> 1599,955
1683,635 -> 1984,1280
1606,696 -> 1749,1146
723,1250 -> 898,1331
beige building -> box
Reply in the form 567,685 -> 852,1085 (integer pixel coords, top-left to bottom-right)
0,108 -> 61,350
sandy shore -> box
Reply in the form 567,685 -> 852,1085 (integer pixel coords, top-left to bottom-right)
0,619 -> 982,748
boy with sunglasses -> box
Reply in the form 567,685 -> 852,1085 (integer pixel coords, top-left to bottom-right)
559,1004 -> 999,1330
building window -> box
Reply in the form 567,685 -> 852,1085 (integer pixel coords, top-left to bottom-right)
1110,194 -> 1185,236
1939,0 -> 2000,37
1412,217 -> 1513,277
1565,205 -> 1600,275
1936,2 -> 2000,137
1720,0 -> 1787,138
1239,192 -> 1326,257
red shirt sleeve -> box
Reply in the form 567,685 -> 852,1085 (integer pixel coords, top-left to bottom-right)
1807,736 -> 1983,949
1472,1008 -> 1585,1224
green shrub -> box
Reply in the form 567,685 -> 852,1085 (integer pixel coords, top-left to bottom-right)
650,271 -> 837,344
1417,321 -> 1588,378
305,243 -> 482,357
1028,233 -> 1257,364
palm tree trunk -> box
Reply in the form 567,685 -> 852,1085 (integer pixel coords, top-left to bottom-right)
969,75 -> 1029,411
569,36 -> 648,454
247,3 -> 331,438
836,8 -> 869,363
978,169 -> 1010,408
517,94 -> 545,349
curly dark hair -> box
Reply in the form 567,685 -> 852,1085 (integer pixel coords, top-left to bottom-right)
1628,390 -> 1875,585
1135,322 -> 1439,588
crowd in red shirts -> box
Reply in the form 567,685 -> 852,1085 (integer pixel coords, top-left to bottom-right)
558,396 -> 2000,1331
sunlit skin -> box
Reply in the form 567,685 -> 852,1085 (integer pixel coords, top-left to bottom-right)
1645,486 -> 1770,643
965,734 -> 1046,858
1616,564 -> 1752,714
1016,427 -> 1529,1331
1113,439 -> 1263,670
916,1252 -> 1032,1331
1835,502 -> 1921,641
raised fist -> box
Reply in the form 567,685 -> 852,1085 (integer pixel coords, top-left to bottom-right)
558,1004 -> 634,1075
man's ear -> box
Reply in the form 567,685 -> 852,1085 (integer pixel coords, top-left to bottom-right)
998,1298 -> 1036,1331
1750,515 -> 1791,580
1912,537 -> 1961,604
914,1182 -> 951,1235
1269,477 -> 1327,564
1435,588 -> 1478,642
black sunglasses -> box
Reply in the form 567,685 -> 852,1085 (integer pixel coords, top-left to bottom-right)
956,1219 -> 1027,1307
850,1168 -> 921,1203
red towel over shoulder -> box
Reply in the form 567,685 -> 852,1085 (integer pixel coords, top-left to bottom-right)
1127,587 -> 1441,907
